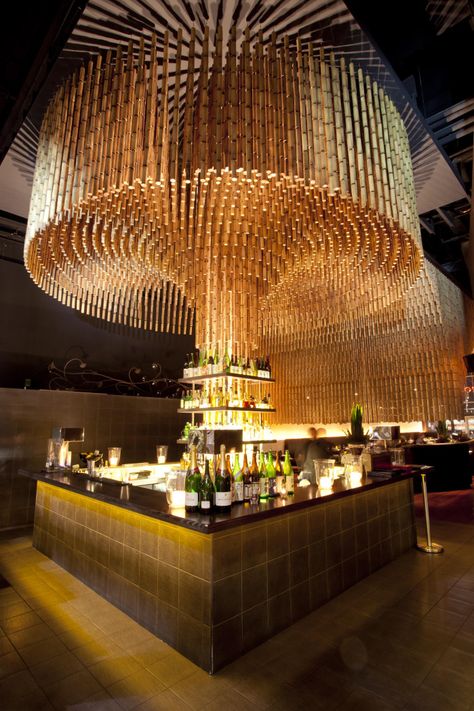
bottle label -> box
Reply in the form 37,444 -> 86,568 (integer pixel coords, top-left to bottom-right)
286,475 -> 295,494
234,481 -> 244,502
243,483 -> 252,500
276,475 -> 284,493
185,492 -> 198,507
215,491 -> 232,506
200,500 -> 211,510
260,477 -> 269,497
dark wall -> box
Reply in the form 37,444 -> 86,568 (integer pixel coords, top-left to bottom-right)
0,388 -> 187,530
0,259 -> 194,389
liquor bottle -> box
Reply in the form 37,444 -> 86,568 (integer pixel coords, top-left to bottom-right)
250,450 -> 260,504
259,451 -> 268,499
265,355 -> 271,379
275,450 -> 284,494
241,452 -> 251,502
198,349 -> 204,376
183,354 -> 190,379
223,348 -> 231,373
213,347 -> 220,373
185,446 -> 201,512
283,450 -> 294,495
202,349 -> 208,375
214,445 -> 232,511
266,451 -> 277,497
199,459 -> 214,512
193,351 -> 199,376
232,453 -> 244,503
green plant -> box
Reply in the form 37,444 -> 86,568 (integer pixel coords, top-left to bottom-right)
345,403 -> 369,444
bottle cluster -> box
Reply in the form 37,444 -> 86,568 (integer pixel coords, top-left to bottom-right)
180,385 -> 273,411
183,350 -> 272,379
184,446 -> 295,513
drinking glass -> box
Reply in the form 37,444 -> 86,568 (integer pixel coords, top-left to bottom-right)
156,445 -> 169,464
314,459 -> 336,490
108,447 -> 121,466
390,448 -> 405,465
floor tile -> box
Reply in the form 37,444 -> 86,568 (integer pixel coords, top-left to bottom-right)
89,654 -> 143,687
43,668 -> 103,708
201,687 -> 264,710
107,668 -> 166,709
135,688 -> 194,710
148,651 -> 199,687
30,649 -> 85,687
171,669 -> 230,709
0,648 -> 26,679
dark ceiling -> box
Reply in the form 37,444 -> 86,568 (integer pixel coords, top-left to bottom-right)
0,0 -> 472,293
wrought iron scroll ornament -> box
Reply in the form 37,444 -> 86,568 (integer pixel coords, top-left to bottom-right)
48,358 -> 185,397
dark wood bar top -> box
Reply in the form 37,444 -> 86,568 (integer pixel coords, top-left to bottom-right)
20,467 -> 415,533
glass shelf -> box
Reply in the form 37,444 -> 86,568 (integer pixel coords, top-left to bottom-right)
179,371 -> 275,384
177,406 -> 276,414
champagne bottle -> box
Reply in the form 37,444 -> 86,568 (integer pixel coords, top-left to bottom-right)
283,450 -> 294,495
199,459 -> 214,512
241,452 -> 251,502
266,451 -> 277,497
275,450 -> 284,494
259,451 -> 268,499
232,452 -> 244,503
214,445 -> 232,511
250,450 -> 260,504
185,446 -> 200,512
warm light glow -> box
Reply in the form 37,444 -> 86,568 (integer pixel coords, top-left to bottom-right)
25,27 -> 420,362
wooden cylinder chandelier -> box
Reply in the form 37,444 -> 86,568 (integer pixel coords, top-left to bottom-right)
25,27 -> 422,360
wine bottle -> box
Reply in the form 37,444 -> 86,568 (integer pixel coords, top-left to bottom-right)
265,355 -> 271,379
283,450 -> 294,495
259,451 -> 268,499
199,459 -> 214,512
183,354 -> 190,379
250,450 -> 260,504
223,348 -> 231,373
214,445 -> 232,511
185,446 -> 201,512
213,347 -> 220,373
275,450 -> 284,494
241,452 -> 251,502
232,452 -> 244,504
266,451 -> 277,497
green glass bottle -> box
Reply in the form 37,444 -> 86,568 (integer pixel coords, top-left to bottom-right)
259,451 -> 268,499
241,452 -> 251,502
275,450 -> 284,494
232,452 -> 244,503
185,446 -> 201,512
214,445 -> 232,511
266,451 -> 277,497
283,450 -> 294,495
223,348 -> 231,373
199,459 -> 214,512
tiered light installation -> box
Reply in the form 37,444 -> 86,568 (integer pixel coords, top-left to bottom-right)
25,26 -> 443,422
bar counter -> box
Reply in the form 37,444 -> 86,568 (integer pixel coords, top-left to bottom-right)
21,468 -> 417,673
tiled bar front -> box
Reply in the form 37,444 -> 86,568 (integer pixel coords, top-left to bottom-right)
33,479 -> 416,672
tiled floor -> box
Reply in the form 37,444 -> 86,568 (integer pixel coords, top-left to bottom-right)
0,514 -> 473,711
